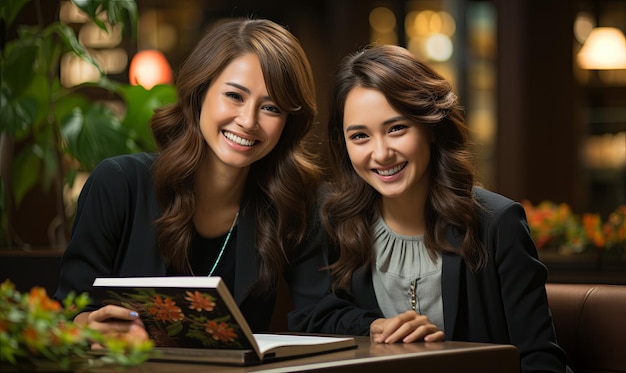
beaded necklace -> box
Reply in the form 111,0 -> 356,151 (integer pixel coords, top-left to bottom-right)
208,211 -> 239,276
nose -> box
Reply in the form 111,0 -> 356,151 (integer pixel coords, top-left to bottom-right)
371,137 -> 393,163
235,102 -> 258,129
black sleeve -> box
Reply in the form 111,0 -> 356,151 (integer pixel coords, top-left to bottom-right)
285,205 -> 334,332
53,158 -> 131,310
489,201 -> 568,372
286,210 -> 381,335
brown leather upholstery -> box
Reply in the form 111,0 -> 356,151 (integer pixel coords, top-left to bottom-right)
546,283 -> 626,373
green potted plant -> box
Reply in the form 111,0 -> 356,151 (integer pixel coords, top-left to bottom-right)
0,279 -> 154,371
0,0 -> 177,249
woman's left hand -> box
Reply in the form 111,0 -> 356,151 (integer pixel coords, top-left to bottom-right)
370,310 -> 445,343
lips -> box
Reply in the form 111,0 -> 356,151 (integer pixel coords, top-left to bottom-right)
223,130 -> 257,147
375,162 -> 407,176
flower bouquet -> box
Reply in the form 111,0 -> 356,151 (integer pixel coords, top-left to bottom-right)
603,205 -> 626,251
522,200 -> 626,254
0,280 -> 154,371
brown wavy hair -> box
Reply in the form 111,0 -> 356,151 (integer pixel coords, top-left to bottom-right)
322,44 -> 486,289
150,18 -> 319,293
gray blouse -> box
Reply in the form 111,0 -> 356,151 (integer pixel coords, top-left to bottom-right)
371,216 -> 444,332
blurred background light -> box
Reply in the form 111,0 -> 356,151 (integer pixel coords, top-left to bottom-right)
128,50 -> 173,89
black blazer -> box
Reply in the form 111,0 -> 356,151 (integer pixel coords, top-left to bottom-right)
303,187 -> 568,373
53,153 -> 331,333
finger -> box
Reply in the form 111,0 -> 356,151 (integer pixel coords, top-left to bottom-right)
384,322 -> 416,343
370,319 -> 386,343
90,305 -> 139,322
89,319 -> 137,334
383,313 -> 429,343
423,330 -> 445,342
401,323 -> 441,343
127,323 -> 151,343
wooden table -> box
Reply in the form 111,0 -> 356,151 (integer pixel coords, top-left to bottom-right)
117,337 -> 519,372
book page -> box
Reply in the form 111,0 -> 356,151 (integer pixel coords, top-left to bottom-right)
253,334 -> 356,356
94,276 -> 222,288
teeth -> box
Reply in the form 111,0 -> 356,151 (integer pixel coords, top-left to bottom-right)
377,163 -> 406,176
224,131 -> 255,146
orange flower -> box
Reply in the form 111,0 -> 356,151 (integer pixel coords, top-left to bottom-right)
28,287 -> 60,312
57,322 -> 84,345
0,319 -> 9,333
148,295 -> 184,322
582,213 -> 605,248
204,321 -> 237,342
184,291 -> 216,312
522,200 -> 614,253
22,327 -> 43,353
603,205 -> 626,248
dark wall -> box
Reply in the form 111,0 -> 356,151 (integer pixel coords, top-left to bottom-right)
494,0 -> 583,210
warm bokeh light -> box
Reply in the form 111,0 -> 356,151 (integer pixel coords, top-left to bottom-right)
369,7 -> 396,33
94,48 -> 129,74
577,27 -> 626,70
574,12 -> 595,44
405,10 -> 455,62
128,50 -> 173,89
79,22 -> 122,48
425,33 -> 453,61
59,0 -> 89,23
60,53 -> 100,87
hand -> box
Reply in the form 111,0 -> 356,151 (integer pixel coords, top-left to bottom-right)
74,305 -> 149,349
370,310 -> 445,344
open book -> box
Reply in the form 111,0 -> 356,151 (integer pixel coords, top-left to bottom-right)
92,276 -> 356,365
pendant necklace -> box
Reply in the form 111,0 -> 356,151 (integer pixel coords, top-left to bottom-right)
208,211 -> 239,276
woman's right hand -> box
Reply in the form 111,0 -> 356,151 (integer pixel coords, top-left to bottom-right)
370,310 -> 445,344
74,305 -> 149,349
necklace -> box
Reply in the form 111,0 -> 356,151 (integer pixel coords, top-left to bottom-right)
208,211 -> 239,277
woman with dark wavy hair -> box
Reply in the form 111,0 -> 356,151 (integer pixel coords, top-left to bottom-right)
308,44 -> 569,372
54,18 -> 328,342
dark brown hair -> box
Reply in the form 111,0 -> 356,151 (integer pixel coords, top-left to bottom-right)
322,44 -> 485,289
150,18 -> 319,293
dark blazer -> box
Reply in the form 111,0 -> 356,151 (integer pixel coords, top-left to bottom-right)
303,187 -> 568,373
53,153 -> 331,333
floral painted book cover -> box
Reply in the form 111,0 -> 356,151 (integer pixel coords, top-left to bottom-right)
92,276 -> 255,351
92,276 -> 356,365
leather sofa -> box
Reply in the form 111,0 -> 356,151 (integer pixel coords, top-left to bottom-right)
546,283 -> 626,373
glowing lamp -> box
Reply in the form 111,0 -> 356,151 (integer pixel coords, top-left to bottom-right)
129,50 -> 173,89
577,27 -> 626,70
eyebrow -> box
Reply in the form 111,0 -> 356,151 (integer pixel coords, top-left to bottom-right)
226,82 -> 272,102
344,116 -> 406,132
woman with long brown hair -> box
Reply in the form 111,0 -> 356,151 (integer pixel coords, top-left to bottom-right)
308,44 -> 569,373
54,18 -> 328,341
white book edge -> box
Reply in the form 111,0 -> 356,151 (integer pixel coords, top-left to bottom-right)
252,334 -> 355,356
93,276 -> 222,288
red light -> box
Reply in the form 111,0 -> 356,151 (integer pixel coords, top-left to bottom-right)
128,50 -> 172,89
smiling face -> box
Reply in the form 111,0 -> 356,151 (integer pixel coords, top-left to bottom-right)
343,86 -> 432,203
199,53 -> 288,171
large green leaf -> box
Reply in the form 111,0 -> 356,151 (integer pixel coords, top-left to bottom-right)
52,22 -> 103,75
53,94 -> 92,126
0,0 -> 31,27
60,105 -> 136,170
11,145 -> 42,207
0,37 -> 39,96
0,86 -> 38,136
116,83 -> 177,151
23,72 -> 55,125
72,0 -> 137,38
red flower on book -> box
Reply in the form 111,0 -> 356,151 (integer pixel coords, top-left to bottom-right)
184,290 -> 216,312
148,295 -> 184,322
204,320 -> 237,342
